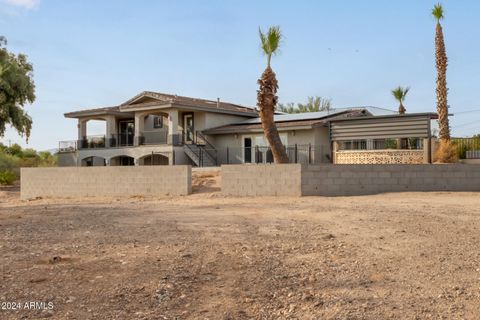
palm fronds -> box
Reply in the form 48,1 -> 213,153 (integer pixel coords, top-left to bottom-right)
432,3 -> 444,22
391,86 -> 410,103
259,26 -> 282,66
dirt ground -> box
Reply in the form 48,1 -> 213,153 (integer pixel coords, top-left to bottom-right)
1,171 -> 480,319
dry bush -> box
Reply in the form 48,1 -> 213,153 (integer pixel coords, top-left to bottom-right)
434,139 -> 458,163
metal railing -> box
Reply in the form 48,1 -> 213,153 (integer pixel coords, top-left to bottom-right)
453,138 -> 480,159
192,144 -> 323,167
195,131 -> 217,164
139,129 -> 168,145
58,140 -> 77,153
79,135 -> 106,149
109,134 -> 134,147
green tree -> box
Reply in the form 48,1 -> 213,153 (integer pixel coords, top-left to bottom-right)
6,143 -> 23,157
278,96 -> 332,114
391,86 -> 410,114
257,26 -> 289,163
0,37 -> 35,141
277,102 -> 296,114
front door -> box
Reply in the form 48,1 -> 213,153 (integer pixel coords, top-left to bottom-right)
244,137 -> 252,163
183,114 -> 194,144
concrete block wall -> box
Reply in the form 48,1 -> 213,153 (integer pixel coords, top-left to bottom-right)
221,164 -> 480,197
302,164 -> 480,196
221,164 -> 302,196
21,166 -> 191,199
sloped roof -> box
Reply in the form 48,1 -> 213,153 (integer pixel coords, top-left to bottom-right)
65,91 -> 258,118
64,105 -> 130,118
203,109 -> 364,134
120,91 -> 258,116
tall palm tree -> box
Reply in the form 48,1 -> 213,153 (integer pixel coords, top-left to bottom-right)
432,3 -> 451,141
391,86 -> 410,114
257,26 -> 289,163
298,96 -> 332,113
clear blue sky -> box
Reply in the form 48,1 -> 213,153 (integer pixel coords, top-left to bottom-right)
1,0 -> 480,150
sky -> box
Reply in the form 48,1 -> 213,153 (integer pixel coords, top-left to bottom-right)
1,0 -> 480,150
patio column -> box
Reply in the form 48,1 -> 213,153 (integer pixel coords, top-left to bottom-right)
332,141 -> 339,164
105,115 -> 117,147
167,110 -> 180,145
134,112 -> 145,146
423,137 -> 431,164
78,119 -> 87,140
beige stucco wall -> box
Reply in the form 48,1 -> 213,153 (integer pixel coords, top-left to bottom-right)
21,166 -> 192,199
204,113 -> 249,130
209,127 -> 331,164
58,152 -> 77,167
77,145 -> 175,165
143,114 -> 168,132
313,126 -> 331,163
211,134 -> 243,164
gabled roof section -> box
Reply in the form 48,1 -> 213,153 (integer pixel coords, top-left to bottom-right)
121,91 -> 175,106
120,91 -> 258,116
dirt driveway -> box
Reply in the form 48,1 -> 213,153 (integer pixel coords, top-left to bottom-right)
1,174 -> 480,319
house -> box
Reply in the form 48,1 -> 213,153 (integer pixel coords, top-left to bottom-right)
58,91 -> 438,166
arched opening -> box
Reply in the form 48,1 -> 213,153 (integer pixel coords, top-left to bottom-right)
138,153 -> 169,166
81,156 -> 106,167
110,155 -> 135,166
139,112 -> 169,145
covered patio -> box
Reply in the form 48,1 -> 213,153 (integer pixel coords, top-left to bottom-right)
329,113 -> 438,164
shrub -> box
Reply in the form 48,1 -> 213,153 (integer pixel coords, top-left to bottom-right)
435,139 -> 458,163
0,152 -> 19,170
0,170 -> 16,185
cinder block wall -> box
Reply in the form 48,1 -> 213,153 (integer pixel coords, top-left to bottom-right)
221,164 -> 302,196
302,164 -> 480,196
21,166 -> 192,199
221,164 -> 480,197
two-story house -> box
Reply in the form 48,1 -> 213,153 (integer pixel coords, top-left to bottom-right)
58,91 -> 438,166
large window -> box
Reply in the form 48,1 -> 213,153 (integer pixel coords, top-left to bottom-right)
338,140 -> 367,150
339,138 -> 424,150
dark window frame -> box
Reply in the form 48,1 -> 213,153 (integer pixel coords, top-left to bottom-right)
153,116 -> 163,129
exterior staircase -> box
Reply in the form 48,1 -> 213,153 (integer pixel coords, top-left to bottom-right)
183,144 -> 217,167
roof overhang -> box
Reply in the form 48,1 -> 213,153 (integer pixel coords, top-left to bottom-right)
329,112 -> 438,123
64,109 -> 133,119
329,112 -> 438,141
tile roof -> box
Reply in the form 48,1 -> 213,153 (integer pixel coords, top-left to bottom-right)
64,105 -> 127,118
120,91 -> 258,116
65,91 -> 258,118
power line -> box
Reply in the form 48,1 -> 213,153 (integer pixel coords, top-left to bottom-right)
452,120 -> 479,128
453,109 -> 480,115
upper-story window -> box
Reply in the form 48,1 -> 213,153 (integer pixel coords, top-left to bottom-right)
153,116 -> 163,128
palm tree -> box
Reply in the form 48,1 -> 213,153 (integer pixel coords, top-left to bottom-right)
257,26 -> 289,163
432,4 -> 450,141
278,96 -> 332,114
277,102 -> 296,114
298,96 -> 332,113
391,86 -> 410,114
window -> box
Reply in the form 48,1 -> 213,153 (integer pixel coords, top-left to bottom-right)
153,116 -> 163,128
339,140 -> 367,150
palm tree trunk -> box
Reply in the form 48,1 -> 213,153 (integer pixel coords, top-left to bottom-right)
257,66 -> 289,163
435,22 -> 451,141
